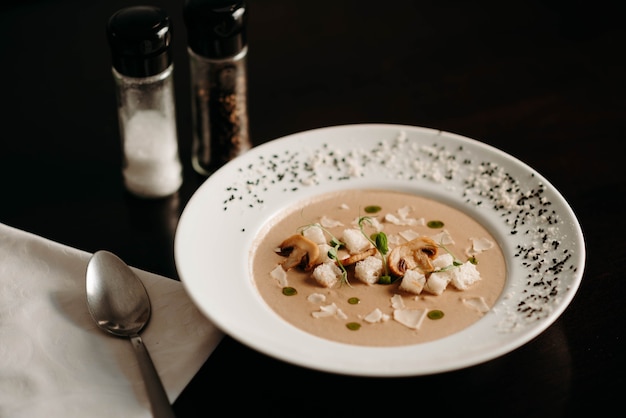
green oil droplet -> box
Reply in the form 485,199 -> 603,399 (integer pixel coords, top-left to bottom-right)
427,309 -> 444,320
364,205 -> 382,214
282,287 -> 297,296
427,220 -> 445,228
346,322 -> 361,330
348,297 -> 360,304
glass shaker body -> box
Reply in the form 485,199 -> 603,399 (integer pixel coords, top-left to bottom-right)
189,46 -> 250,176
113,64 -> 183,198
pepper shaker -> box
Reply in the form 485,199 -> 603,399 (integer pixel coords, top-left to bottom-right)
184,0 -> 251,176
107,6 -> 183,198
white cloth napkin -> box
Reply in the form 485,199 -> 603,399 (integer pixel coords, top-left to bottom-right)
0,223 -> 224,417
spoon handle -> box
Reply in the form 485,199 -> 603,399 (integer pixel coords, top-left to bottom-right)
130,335 -> 176,418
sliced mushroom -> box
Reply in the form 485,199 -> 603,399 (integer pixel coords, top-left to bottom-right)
387,237 -> 438,276
340,247 -> 377,266
276,234 -> 320,271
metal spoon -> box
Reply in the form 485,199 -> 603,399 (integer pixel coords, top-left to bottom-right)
86,250 -> 176,418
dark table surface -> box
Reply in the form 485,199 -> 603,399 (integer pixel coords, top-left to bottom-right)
1,0 -> 624,416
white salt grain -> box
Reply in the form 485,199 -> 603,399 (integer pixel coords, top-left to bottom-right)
122,110 -> 182,197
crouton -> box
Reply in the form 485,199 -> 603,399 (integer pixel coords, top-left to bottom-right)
341,228 -> 372,254
311,262 -> 342,288
399,269 -> 426,294
354,255 -> 383,285
449,261 -> 481,290
423,271 -> 451,295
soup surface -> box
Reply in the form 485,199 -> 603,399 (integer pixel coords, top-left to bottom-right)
250,189 -> 506,347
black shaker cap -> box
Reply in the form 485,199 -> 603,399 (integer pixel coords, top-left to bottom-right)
184,0 -> 247,59
107,6 -> 173,77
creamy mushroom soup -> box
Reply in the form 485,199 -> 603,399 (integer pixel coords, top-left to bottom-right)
250,189 -> 507,347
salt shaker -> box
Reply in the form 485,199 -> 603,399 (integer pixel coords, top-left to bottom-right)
107,6 -> 183,198
184,0 -> 251,176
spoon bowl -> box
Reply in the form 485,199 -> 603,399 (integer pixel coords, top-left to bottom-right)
86,250 -> 175,418
86,250 -> 150,336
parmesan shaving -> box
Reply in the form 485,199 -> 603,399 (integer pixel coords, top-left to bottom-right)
363,308 -> 390,324
398,229 -> 420,242
466,236 -> 495,256
462,296 -> 490,313
312,303 -> 347,319
391,294 -> 405,309
393,308 -> 427,330
270,265 -> 288,287
431,229 -> 454,245
307,293 -> 326,303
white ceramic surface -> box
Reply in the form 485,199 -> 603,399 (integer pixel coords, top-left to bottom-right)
174,124 -> 585,377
